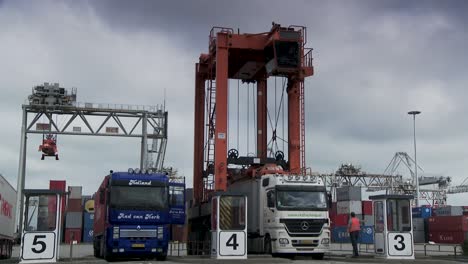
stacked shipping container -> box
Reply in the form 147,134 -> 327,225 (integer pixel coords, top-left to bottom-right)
412,206 -> 431,243
331,187 -> 374,244
82,197 -> 94,243
428,215 -> 468,244
65,186 -> 83,243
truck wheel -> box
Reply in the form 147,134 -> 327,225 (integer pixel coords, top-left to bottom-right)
156,254 -> 167,261
264,235 -> 272,255
312,253 -> 324,260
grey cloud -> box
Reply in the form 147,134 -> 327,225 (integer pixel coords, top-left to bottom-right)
1,0 -> 468,205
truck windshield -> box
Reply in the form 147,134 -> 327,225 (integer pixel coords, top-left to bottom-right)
110,186 -> 168,210
276,190 -> 327,210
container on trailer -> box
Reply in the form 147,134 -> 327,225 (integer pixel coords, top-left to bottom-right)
0,175 -> 16,240
336,186 -> 361,201
428,216 -> 468,232
337,200 -> 362,215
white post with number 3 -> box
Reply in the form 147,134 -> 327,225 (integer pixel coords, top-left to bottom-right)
20,190 -> 64,263
370,194 -> 415,260
211,194 -> 247,259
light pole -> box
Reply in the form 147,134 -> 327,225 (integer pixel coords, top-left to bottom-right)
408,110 -> 421,206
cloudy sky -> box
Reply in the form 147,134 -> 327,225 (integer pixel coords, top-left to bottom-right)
1,0 -> 468,205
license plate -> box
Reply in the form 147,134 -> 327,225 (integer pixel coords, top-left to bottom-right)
132,243 -> 145,248
300,240 -> 313,244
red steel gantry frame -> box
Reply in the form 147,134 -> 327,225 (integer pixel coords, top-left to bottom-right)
193,23 -> 314,203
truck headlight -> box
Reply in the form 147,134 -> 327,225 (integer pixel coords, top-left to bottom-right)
279,238 -> 289,245
113,234 -> 119,239
321,238 -> 330,245
113,227 -> 119,234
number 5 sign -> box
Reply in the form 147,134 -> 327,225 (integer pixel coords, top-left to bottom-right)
21,233 -> 56,261
388,233 -> 413,256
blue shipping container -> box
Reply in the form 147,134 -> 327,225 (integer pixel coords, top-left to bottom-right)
412,207 -> 432,218
83,212 -> 94,229
82,227 -> 93,243
331,226 -> 374,244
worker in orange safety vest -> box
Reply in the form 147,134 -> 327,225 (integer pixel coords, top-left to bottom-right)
348,212 -> 361,257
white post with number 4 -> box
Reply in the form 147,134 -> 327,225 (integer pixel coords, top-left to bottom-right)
20,190 -> 65,263
370,194 -> 415,260
211,194 -> 247,259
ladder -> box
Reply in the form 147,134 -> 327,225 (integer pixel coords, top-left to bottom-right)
299,81 -> 306,174
204,65 -> 216,201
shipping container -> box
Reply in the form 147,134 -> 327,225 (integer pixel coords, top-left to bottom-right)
331,226 -> 374,244
65,228 -> 82,243
67,199 -> 82,212
49,180 -> 66,191
333,214 -> 349,226
0,174 -> 17,259
83,212 -> 94,229
433,206 -> 465,217
65,212 -> 83,228
68,186 -> 82,199
362,201 -> 372,215
82,227 -> 93,243
428,216 -> 468,232
412,207 -> 432,218
337,200 -> 362,215
336,186 -> 362,201
428,231 -> 468,244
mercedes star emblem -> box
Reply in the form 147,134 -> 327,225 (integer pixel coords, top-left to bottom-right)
301,221 -> 309,231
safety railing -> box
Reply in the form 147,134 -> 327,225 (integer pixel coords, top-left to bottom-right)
187,240 -> 212,255
331,243 -> 464,256
303,48 -> 313,68
209,27 -> 234,50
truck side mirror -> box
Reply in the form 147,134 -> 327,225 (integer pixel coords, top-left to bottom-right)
327,192 -> 332,209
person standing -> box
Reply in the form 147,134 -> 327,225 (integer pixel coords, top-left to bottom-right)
348,212 -> 361,257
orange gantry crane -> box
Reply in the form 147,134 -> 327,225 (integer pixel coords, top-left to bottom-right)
193,23 -> 314,204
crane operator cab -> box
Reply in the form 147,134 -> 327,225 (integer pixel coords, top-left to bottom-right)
370,195 -> 414,260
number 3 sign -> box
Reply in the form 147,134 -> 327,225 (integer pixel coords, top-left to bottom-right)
22,233 -> 56,260
388,233 -> 413,256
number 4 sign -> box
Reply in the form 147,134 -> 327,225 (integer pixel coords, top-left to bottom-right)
219,232 -> 246,256
21,233 -> 56,261
388,233 -> 413,256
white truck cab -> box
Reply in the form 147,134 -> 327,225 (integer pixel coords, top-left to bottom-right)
229,173 -> 330,259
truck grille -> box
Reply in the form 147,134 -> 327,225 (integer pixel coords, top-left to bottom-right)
279,219 -> 327,236
120,229 -> 157,238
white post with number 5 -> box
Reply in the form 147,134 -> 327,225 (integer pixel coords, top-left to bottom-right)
20,190 -> 64,263
211,194 -> 247,259
370,194 -> 415,260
